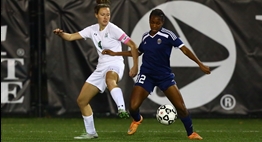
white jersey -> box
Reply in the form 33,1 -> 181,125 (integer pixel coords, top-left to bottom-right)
79,22 -> 130,68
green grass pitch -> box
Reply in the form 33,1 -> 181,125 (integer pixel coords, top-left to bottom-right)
1,117 -> 261,142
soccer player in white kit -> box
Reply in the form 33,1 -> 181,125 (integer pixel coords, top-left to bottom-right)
53,0 -> 139,139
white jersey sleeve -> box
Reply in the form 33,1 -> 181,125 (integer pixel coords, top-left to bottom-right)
78,25 -> 93,39
109,23 -> 130,44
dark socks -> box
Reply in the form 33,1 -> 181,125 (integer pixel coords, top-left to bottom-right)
180,115 -> 193,136
130,110 -> 141,121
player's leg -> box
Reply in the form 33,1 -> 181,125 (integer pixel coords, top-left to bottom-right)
163,85 -> 188,117
127,85 -> 149,135
105,63 -> 128,118
163,85 -> 203,140
75,70 -> 107,139
74,82 -> 100,139
129,85 -> 149,120
106,69 -> 129,118
128,73 -> 153,135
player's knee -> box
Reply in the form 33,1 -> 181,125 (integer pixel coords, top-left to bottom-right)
105,79 -> 117,90
76,97 -> 87,108
76,97 -> 82,107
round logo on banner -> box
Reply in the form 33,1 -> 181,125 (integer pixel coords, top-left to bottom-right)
129,1 -> 236,109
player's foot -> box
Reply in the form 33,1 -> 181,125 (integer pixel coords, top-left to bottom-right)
127,115 -> 143,135
74,133 -> 98,139
188,132 -> 203,140
118,109 -> 129,119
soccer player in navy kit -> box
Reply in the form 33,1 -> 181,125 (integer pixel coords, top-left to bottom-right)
102,9 -> 210,140
53,0 -> 138,139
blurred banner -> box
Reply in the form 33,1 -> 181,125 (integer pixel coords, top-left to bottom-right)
1,0 -> 31,113
1,0 -> 262,117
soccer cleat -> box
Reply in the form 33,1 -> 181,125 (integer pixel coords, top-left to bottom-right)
74,133 -> 98,139
188,132 -> 203,140
118,109 -> 129,119
127,115 -> 143,135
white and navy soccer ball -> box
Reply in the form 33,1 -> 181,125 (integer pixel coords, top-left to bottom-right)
156,104 -> 177,125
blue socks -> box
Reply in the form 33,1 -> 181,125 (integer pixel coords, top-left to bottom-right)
130,110 -> 141,121
180,115 -> 193,136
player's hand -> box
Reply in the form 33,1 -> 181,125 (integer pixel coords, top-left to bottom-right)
199,64 -> 211,74
129,66 -> 138,77
53,28 -> 63,35
102,49 -> 116,56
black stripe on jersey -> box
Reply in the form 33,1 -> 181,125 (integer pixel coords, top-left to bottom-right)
161,28 -> 177,40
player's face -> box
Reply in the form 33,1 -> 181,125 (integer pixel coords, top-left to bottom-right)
96,7 -> 110,28
149,16 -> 163,35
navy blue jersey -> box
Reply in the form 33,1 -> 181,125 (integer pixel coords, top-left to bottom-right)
138,28 -> 184,75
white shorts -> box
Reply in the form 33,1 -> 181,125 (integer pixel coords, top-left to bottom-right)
86,61 -> 125,93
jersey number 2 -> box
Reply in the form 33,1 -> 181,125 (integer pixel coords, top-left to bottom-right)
136,74 -> 146,84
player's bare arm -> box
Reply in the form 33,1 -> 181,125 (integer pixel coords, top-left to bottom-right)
180,46 -> 211,74
53,28 -> 83,41
102,49 -> 143,57
125,39 -> 139,77
102,49 -> 132,56
102,39 -> 139,77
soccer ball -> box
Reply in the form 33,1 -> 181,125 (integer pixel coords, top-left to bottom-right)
156,104 -> 177,125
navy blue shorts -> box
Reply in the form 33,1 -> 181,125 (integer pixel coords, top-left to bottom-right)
135,73 -> 176,94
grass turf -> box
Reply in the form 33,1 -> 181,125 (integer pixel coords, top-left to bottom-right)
1,117 -> 261,142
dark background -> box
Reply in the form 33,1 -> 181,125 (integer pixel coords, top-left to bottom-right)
1,0 -> 262,118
